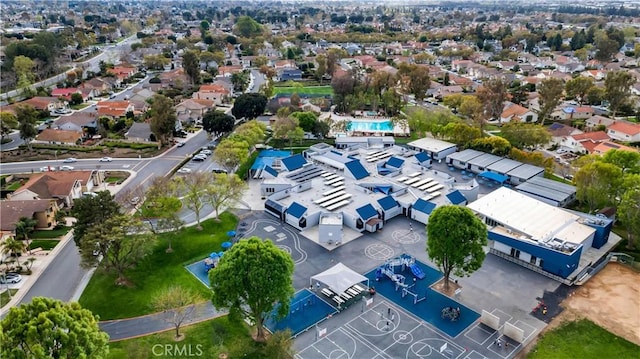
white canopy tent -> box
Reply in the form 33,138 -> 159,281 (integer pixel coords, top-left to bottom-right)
310,262 -> 369,294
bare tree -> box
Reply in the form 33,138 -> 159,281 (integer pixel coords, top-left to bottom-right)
174,172 -> 211,230
151,286 -> 203,340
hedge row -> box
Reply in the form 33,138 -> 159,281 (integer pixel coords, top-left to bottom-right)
102,141 -> 158,150
24,144 -> 105,152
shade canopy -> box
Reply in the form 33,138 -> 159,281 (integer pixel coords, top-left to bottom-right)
310,263 -> 369,294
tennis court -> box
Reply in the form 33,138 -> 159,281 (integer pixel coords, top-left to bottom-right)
265,289 -> 338,337
365,256 -> 480,337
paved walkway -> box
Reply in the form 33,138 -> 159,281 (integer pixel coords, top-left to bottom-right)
99,302 -> 226,341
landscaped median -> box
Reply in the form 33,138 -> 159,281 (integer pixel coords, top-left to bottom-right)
79,213 -> 237,320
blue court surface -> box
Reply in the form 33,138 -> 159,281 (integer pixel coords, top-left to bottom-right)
265,289 -> 337,337
365,256 -> 480,337
185,260 -> 210,287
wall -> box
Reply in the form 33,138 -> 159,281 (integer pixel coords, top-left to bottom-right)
411,210 -> 429,225
318,221 -> 343,244
489,231 -> 582,278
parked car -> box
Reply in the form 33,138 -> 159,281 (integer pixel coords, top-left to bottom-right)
99,157 -> 113,162
212,168 -> 227,174
40,166 -> 56,172
199,149 -> 212,156
59,165 -> 74,171
0,273 -> 22,284
176,142 -> 186,147
63,158 -> 77,163
192,155 -> 206,162
177,168 -> 192,174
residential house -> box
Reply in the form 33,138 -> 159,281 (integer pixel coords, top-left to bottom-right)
159,68 -> 188,88
0,199 -> 60,232
500,103 -> 538,123
8,171 -> 103,208
54,112 -> 98,136
80,77 -> 115,94
559,131 -> 610,154
560,106 -> 593,121
273,60 -> 297,70
451,59 -> 473,73
548,122 -> 583,146
108,66 -> 137,85
10,97 -> 68,115
593,141 -> 639,155
128,88 -> 156,103
217,65 -> 244,77
192,84 -> 230,105
51,87 -> 81,100
96,100 -> 135,118
585,115 -> 616,130
607,121 -> 640,142
277,68 -> 303,82
125,122 -> 154,142
581,69 -> 606,81
175,99 -> 215,124
34,129 -> 83,145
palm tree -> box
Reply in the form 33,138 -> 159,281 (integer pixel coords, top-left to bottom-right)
14,217 -> 37,254
1,237 -> 27,266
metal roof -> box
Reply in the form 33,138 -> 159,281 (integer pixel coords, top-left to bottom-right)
446,190 -> 467,205
445,149 -> 484,163
287,202 -> 307,218
377,195 -> 399,211
507,163 -> 545,180
486,159 -> 523,174
281,154 -> 307,171
466,153 -> 502,168
413,199 -> 436,214
356,203 -> 378,220
345,160 -> 370,180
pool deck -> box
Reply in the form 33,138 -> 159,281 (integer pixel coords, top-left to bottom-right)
323,112 -> 410,137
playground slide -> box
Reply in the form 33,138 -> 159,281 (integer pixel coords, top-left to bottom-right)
410,264 -> 426,280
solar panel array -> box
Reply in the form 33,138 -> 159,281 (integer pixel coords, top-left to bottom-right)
286,165 -> 324,183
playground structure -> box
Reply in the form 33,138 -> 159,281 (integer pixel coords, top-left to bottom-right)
441,306 -> 461,321
375,255 -> 427,304
204,252 -> 224,272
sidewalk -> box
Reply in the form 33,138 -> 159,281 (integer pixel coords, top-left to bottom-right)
99,302 -> 225,341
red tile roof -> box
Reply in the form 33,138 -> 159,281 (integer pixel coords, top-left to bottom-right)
608,121 -> 640,136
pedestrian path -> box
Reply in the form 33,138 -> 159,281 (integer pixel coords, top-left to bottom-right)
99,302 -> 226,341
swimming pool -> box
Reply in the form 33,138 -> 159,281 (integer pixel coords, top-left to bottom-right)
347,120 -> 394,132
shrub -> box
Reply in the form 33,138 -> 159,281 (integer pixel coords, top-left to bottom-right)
102,141 -> 158,150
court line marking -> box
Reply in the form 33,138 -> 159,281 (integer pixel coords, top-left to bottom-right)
464,349 -> 489,359
490,308 -> 513,325
513,320 -> 537,343
463,322 -> 495,345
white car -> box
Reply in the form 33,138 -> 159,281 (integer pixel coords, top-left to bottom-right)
63,158 -> 77,163
177,168 -> 192,174
40,166 -> 56,172
199,149 -> 212,156
59,165 -> 74,171
99,157 -> 113,162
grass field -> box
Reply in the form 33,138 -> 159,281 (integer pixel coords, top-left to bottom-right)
273,85 -> 333,96
527,319 -> 640,359
30,226 -> 72,239
79,213 -> 237,320
29,239 -> 60,250
106,317 -> 274,359
0,289 -> 18,308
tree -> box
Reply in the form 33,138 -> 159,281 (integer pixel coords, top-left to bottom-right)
174,172 -> 210,230
469,136 -> 512,156
315,54 -> 327,83
1,297 -> 109,359
594,35 -> 620,62
292,111 -> 318,133
71,190 -> 120,246
69,92 -> 83,106
209,237 -> 294,342
500,123 -> 551,150
604,71 -> 635,118
205,173 -> 247,220
0,112 -> 18,139
476,78 -> 508,123
575,161 -> 623,213
537,78 -> 564,124
272,116 -> 298,146
426,206 -> 487,291
618,188 -> 640,250
182,50 -> 201,85
213,138 -> 249,173
202,110 -> 235,137
398,64 -> 430,102
234,16 -> 263,38
231,71 -> 250,92
565,77 -> 594,105
1,237 -> 27,266
151,286 -> 203,340
143,54 -> 169,70
149,94 -> 177,146
231,93 -> 267,120
14,216 -> 37,253
80,214 -> 154,285
15,105 -> 38,151
13,55 -> 35,90
459,95 -> 486,133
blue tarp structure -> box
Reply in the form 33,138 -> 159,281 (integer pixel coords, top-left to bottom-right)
446,190 -> 468,205
281,154 -> 307,171
479,171 -> 508,184
356,203 -> 379,220
251,150 -> 292,170
287,202 -> 307,218
345,160 -> 370,180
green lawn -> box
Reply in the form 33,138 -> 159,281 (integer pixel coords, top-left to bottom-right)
30,226 -> 72,239
273,85 -> 333,96
5,181 -> 23,190
104,176 -> 125,184
70,103 -> 91,110
79,213 -> 237,320
106,317 -> 271,359
527,319 -> 639,359
29,239 -> 60,251
0,289 -> 18,308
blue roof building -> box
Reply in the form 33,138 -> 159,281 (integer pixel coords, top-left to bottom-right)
446,190 -> 468,205
282,154 -> 307,171
345,160 -> 370,180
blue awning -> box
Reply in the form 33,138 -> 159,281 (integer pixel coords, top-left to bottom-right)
287,202 -> 307,219
479,171 -> 508,184
373,186 -> 392,194
356,203 -> 378,220
413,199 -> 436,214
377,195 -> 399,211
446,190 -> 467,205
